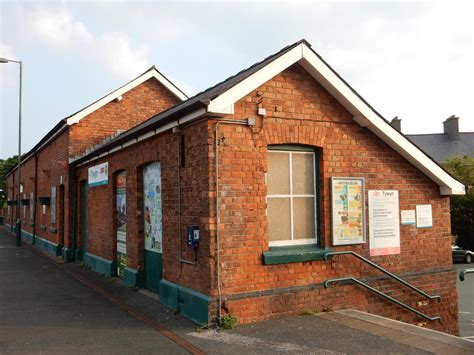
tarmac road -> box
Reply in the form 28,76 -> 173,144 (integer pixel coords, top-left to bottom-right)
0,229 -> 192,354
1,225 -> 473,354
454,263 -> 474,340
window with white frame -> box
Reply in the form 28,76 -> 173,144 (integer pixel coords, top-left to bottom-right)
267,147 -> 318,246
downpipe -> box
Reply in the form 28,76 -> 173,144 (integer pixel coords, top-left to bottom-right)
214,118 -> 255,322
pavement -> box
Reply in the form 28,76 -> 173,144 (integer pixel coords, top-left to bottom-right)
1,225 -> 473,354
454,263 -> 474,340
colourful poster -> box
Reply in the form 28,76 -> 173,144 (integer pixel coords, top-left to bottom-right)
143,163 -> 162,253
116,172 -> 127,278
88,162 -> 109,187
331,177 -> 366,245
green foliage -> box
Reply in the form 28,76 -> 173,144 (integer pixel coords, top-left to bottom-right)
443,156 -> 474,251
443,155 -> 474,193
218,314 -> 238,330
0,155 -> 19,206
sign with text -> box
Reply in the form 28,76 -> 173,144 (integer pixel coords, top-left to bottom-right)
401,210 -> 416,225
88,162 -> 109,187
416,204 -> 433,228
331,177 -> 366,245
368,190 -> 400,256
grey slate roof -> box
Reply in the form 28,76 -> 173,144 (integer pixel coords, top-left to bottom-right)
407,133 -> 474,163
74,39 -> 309,159
72,38 -> 394,165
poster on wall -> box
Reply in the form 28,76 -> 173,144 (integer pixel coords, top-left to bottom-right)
331,177 -> 366,245
416,204 -> 432,228
116,172 -> 127,278
368,190 -> 400,256
88,162 -> 109,187
143,163 -> 163,253
400,210 -> 415,225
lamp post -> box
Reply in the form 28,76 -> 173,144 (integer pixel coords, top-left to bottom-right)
1,57 -> 22,247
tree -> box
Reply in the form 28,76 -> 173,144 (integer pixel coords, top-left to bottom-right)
443,156 -> 474,251
0,155 -> 18,207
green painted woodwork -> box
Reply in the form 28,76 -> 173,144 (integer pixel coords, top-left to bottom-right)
123,267 -> 144,288
75,249 -> 83,261
83,252 -> 116,277
263,245 -> 333,265
178,285 -> 211,325
62,248 -> 75,263
159,280 -> 210,325
159,279 -> 179,310
144,250 -> 162,294
34,236 -> 62,257
19,229 -> 34,245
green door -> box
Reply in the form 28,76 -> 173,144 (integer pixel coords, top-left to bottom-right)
143,163 -> 163,294
81,181 -> 88,257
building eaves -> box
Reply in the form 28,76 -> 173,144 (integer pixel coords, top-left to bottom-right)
71,39 -> 308,165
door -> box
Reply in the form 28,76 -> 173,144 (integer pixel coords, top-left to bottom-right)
143,163 -> 163,294
80,181 -> 88,258
59,185 -> 65,247
115,172 -> 127,279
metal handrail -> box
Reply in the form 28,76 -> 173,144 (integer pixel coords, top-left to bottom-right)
459,268 -> 474,282
324,277 -> 441,322
324,251 -> 441,301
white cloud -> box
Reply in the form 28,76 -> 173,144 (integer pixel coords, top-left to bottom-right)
27,8 -> 151,79
96,32 -> 150,78
0,43 -> 18,87
322,1 -> 473,133
29,9 -> 92,50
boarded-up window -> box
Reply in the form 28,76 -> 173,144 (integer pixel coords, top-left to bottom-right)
51,186 -> 56,224
267,148 -> 317,246
29,192 -> 34,224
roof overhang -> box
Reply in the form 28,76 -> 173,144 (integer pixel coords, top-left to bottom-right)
206,42 -> 465,196
66,68 -> 188,125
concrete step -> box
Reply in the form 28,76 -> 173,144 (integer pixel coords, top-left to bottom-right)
318,309 -> 474,355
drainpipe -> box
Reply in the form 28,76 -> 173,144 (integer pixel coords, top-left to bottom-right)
176,130 -> 183,279
214,118 -> 255,322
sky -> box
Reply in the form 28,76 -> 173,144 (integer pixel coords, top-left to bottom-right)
0,0 -> 473,159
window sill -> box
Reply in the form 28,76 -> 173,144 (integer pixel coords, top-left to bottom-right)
262,245 -> 333,265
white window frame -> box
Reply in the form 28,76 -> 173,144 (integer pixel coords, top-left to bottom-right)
267,149 -> 318,247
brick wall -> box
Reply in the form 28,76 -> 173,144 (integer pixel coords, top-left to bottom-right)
74,120 -> 212,294
35,130 -> 70,245
6,77 -> 180,251
69,78 -> 181,158
206,63 -> 458,334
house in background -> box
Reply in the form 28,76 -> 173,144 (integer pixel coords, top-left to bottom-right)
391,115 -> 474,163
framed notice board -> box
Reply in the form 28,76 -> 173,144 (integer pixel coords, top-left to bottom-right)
331,177 -> 366,246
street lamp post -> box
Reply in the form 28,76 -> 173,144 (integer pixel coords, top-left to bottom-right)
1,57 -> 22,247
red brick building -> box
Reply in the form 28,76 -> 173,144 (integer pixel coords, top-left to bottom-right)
6,67 -> 186,259
7,40 -> 466,335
